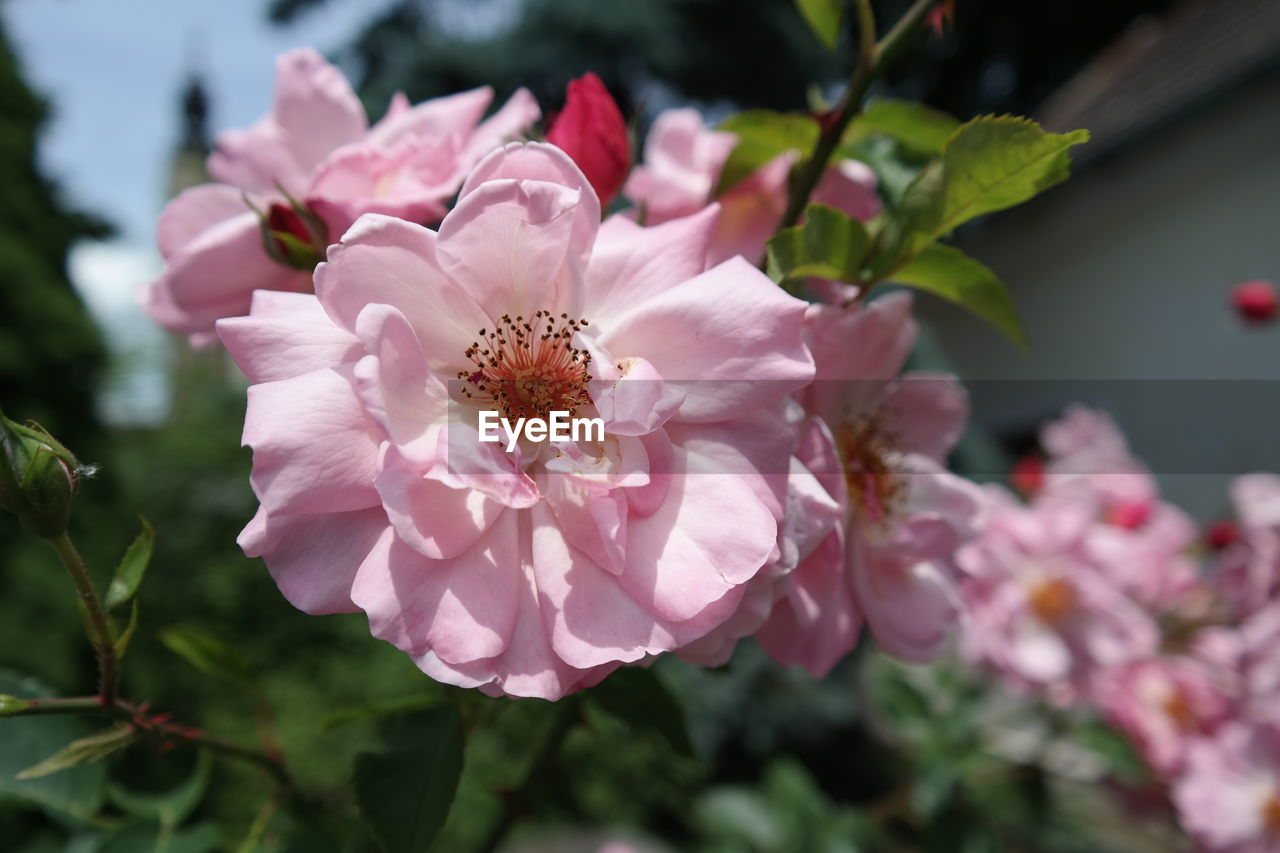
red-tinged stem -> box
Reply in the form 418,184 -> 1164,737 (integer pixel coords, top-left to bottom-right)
779,0 -> 940,231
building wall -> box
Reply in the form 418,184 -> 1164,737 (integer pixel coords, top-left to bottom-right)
915,67 -> 1280,517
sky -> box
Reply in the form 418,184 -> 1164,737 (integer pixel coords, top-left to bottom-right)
4,0 -> 396,421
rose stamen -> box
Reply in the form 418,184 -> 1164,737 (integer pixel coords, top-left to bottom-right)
458,311 -> 593,420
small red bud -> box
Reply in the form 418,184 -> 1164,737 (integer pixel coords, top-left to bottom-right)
1232,280 -> 1278,324
1205,520 -> 1240,550
926,0 -> 956,37
1010,455 -> 1044,496
546,73 -> 631,207
1107,500 -> 1152,531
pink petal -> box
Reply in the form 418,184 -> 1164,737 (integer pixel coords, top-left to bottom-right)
239,506 -> 389,614
156,184 -> 253,259
367,86 -> 493,148
242,365 -> 383,516
597,257 -> 814,422
436,175 -> 588,317
375,445 -> 504,560
218,291 -> 364,384
351,511 -> 520,663
879,373 -> 968,462
315,214 -> 491,369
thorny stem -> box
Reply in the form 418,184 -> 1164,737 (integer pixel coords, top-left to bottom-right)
48,532 -> 117,708
779,0 -> 941,231
478,695 -> 583,853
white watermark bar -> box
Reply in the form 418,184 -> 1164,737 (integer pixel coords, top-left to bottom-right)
478,410 -> 605,452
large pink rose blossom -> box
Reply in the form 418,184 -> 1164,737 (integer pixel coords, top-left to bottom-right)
623,109 -> 882,266
146,48 -> 539,342
217,142 -> 815,699
752,292 -> 984,674
1173,723 -> 1280,852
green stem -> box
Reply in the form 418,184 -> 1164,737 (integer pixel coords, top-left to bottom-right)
48,532 -> 117,708
479,696 -> 582,853
9,695 -> 106,715
779,0 -> 939,231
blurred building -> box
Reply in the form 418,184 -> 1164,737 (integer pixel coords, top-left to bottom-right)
920,0 -> 1280,517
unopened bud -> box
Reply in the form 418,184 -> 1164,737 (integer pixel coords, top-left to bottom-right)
0,409 -> 80,539
247,190 -> 329,271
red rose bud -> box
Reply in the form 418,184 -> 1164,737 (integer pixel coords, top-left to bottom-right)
258,198 -> 328,271
1009,454 -> 1044,496
926,0 -> 956,37
0,408 -> 80,539
1232,279 -> 1278,324
1206,520 -> 1240,551
546,73 -> 630,207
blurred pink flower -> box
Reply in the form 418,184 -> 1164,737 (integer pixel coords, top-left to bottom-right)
1173,723 -> 1280,852
1213,474 -> 1280,618
1094,657 -> 1235,777
958,489 -> 1158,700
755,292 -> 984,673
623,108 -> 881,266
217,143 -> 814,699
146,48 -> 539,342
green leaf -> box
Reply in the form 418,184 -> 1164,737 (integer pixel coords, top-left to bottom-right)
17,724 -> 138,780
714,110 -> 819,195
159,624 -> 252,684
794,0 -> 843,49
899,116 -> 1089,253
0,671 -> 107,820
105,517 -> 154,611
0,694 -> 32,718
108,751 -> 212,828
845,98 -> 961,154
94,821 -> 221,853
766,204 -> 870,287
888,243 -> 1027,348
588,667 -> 693,757
113,599 -> 140,660
354,704 -> 464,853
321,694 -> 444,733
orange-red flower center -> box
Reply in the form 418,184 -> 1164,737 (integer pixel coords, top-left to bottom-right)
1029,577 -> 1078,625
837,416 -> 900,524
459,311 -> 593,420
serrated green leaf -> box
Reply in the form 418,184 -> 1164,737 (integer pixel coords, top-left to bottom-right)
588,667 -> 693,757
105,517 -> 153,611
714,111 -> 819,195
107,751 -> 212,828
354,704 -> 464,853
113,599 -> 140,660
845,98 -> 961,153
18,724 -> 138,780
889,243 -> 1027,348
794,0 -> 843,49
766,205 -> 870,288
159,625 -> 252,684
0,670 -> 107,820
0,694 -> 31,717
900,116 -> 1089,253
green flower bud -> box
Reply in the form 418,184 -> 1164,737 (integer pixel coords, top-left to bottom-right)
0,409 -> 81,539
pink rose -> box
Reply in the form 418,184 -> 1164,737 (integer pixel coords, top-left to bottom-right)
217,143 -> 814,699
146,48 -> 539,342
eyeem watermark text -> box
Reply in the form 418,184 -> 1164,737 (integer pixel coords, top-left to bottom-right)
478,411 -> 605,452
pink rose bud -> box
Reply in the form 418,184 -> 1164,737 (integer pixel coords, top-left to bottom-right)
1205,519 -> 1239,550
1232,279 -> 1278,324
1107,499 -> 1152,530
547,73 -> 630,207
